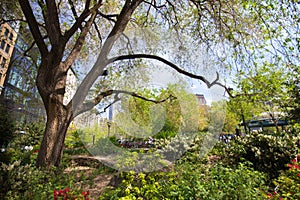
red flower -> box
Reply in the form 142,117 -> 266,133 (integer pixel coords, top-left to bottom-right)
298,174 -> 300,177
54,190 -> 58,200
287,164 -> 293,169
292,159 -> 297,163
32,149 -> 39,154
267,193 -> 273,197
64,188 -> 70,193
298,185 -> 300,189
81,191 -> 90,196
287,164 -> 300,169
273,191 -> 277,195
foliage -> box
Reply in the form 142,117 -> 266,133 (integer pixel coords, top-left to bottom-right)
269,157 -> 300,199
1,121 -> 44,164
0,159 -> 96,200
100,162 -> 267,200
214,130 -> 300,179
0,107 -> 17,163
154,130 -> 177,140
65,130 -> 85,149
0,107 -> 16,147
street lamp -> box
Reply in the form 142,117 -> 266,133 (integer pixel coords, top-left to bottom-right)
107,121 -> 112,137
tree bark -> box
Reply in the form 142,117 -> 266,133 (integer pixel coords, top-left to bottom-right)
37,94 -> 72,168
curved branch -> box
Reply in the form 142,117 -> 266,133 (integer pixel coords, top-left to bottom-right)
108,54 -> 212,86
108,54 -> 238,98
73,89 -> 175,118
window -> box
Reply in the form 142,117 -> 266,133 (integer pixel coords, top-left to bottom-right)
4,28 -> 9,37
9,33 -> 13,41
1,57 -> 6,68
0,40 -> 5,50
5,44 -> 10,53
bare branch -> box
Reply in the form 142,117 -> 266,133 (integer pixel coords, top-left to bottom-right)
18,0 -> 48,57
107,54 -> 240,98
63,11 -> 97,70
93,21 -> 103,47
74,89 -> 175,118
68,0 -> 79,20
64,0 -> 102,41
97,11 -> 118,23
23,35 -> 48,56
108,54 -> 212,86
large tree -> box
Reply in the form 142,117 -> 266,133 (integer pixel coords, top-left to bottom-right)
2,0 -> 298,168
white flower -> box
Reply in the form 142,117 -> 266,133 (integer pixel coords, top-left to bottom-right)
24,146 -> 33,151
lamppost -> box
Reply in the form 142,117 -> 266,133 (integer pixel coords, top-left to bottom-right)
107,121 -> 112,137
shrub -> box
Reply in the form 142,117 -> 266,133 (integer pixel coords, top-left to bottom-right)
268,156 -> 300,199
214,131 -> 300,179
0,160 -> 94,200
100,162 -> 267,199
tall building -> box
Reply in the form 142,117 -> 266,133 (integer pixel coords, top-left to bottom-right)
0,23 -> 17,95
195,94 -> 207,105
2,36 -> 45,122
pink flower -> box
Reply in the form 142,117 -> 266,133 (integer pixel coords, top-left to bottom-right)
298,174 -> 300,177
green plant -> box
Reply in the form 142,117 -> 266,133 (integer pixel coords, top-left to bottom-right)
100,159 -> 267,199
267,156 -> 300,199
214,131 -> 300,179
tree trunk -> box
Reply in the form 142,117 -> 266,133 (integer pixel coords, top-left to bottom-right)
37,94 -> 72,168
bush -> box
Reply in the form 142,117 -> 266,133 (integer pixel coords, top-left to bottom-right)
100,162 -> 267,200
0,160 -> 94,200
214,131 -> 300,179
268,156 -> 300,199
0,107 -> 17,164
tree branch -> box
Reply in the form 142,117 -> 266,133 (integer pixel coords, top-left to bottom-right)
44,0 -> 62,45
107,53 -> 239,98
97,11 -> 118,23
64,0 -> 102,40
74,89 -> 175,118
71,0 -> 143,112
18,0 -> 48,57
23,35 -> 48,56
63,11 -> 97,71
108,54 -> 211,85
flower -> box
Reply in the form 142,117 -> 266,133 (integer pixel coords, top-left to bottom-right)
292,159 -> 297,163
64,188 -> 70,193
54,190 -> 58,200
287,164 -> 300,170
267,193 -> 272,198
32,149 -> 39,154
